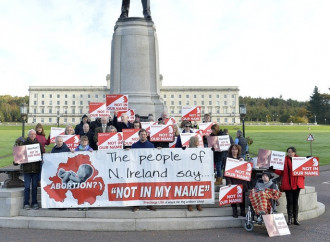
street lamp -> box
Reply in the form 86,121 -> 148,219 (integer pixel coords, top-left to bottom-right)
57,114 -> 60,127
314,115 -> 317,124
239,104 -> 247,137
20,103 -> 28,137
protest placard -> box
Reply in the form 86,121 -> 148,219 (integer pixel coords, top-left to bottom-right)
207,135 -> 230,152
179,133 -> 204,148
123,129 -> 140,146
13,144 -> 42,164
150,125 -> 174,142
207,136 -> 220,151
218,185 -> 243,206
61,135 -> 80,151
224,158 -> 253,181
181,106 -> 201,121
106,94 -> 128,111
50,127 -> 65,143
117,109 -> 135,122
98,132 -> 123,150
263,214 -> 290,237
198,122 -> 215,136
163,117 -> 176,125
169,137 -> 177,148
257,149 -> 285,170
89,102 -> 110,119
292,157 -> 319,176
141,122 -> 157,135
41,148 -> 214,208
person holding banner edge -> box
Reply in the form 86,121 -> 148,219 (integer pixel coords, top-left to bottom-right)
272,146 -> 304,225
225,144 -> 248,218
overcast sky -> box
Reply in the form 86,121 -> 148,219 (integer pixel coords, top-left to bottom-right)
1,0 -> 329,101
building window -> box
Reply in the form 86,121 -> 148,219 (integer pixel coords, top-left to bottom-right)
171,94 -> 174,98
80,94 -> 83,98
224,95 -> 227,98
73,94 -> 75,98
232,101 -> 235,106
49,94 -> 52,98
232,94 -> 235,98
33,118 -> 36,123
171,101 -> 174,105
41,118 -> 44,123
216,101 -> 220,106
65,94 -> 68,98
72,118 -> 75,123
179,109 -> 182,114
95,94 -> 98,98
72,101 -> 75,105
42,94 -> 44,98
49,108 -> 52,113
72,108 -> 75,114
64,109 -> 67,114
209,101 -> 212,105
194,94 -> 197,98
201,101 -> 204,105
186,94 -> 189,98
232,118 -> 235,123
216,94 -> 220,98
103,95 -> 105,98
41,101 -> 44,105
80,109 -> 83,114
34,94 -> 37,98
217,118 -> 220,122
65,101 -> 68,105
80,101 -> 83,105
57,94 -> 60,98
34,108 -> 36,114
201,95 -> 204,98
57,101 -> 60,105
49,118 -> 52,123
186,101 -> 189,105
216,108 -> 220,114
178,94 -> 181,98
164,101 -> 166,105
88,94 -> 91,98
34,101 -> 37,105
194,101 -> 197,105
224,101 -> 227,105
209,94 -> 212,98
163,94 -> 166,98
49,100 -> 52,105
225,118 -> 228,123
64,118 -> 67,123
178,101 -> 181,105
41,108 -> 44,114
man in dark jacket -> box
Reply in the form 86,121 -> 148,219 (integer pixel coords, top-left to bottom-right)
51,136 -> 71,153
20,129 -> 42,210
74,114 -> 90,135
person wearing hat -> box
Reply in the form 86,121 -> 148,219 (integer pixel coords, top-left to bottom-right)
74,114 -> 90,135
255,172 -> 277,192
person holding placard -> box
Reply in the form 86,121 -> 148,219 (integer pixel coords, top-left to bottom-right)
79,123 -> 96,150
94,116 -> 112,148
113,111 -> 133,132
273,147 -> 304,225
74,114 -> 90,136
225,144 -> 248,218
175,120 -> 194,148
210,124 -> 224,185
65,124 -> 75,135
19,129 -> 43,210
51,136 -> 71,153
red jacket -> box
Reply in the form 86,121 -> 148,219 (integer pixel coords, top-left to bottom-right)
36,134 -> 50,153
275,155 -> 305,190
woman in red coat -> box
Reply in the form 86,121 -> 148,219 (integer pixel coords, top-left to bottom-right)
274,147 -> 304,225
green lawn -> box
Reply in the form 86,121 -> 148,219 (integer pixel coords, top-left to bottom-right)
1,124 -> 329,167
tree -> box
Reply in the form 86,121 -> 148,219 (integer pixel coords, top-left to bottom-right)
308,86 -> 325,123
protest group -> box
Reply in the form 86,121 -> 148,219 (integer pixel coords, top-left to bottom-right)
13,94 -> 319,236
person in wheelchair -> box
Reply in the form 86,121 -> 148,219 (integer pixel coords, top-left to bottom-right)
248,171 -> 282,224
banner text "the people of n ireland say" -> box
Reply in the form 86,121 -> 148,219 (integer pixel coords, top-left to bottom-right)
41,148 -> 214,208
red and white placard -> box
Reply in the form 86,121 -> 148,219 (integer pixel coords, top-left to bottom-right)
98,132 -> 123,150
198,122 -> 215,136
207,135 -> 230,152
50,127 -> 65,143
89,102 -> 110,119
292,157 -> 319,176
13,144 -> 42,164
163,117 -> 177,125
150,125 -> 174,142
117,109 -> 135,122
141,122 -> 157,135
169,137 -> 178,148
123,129 -> 140,146
179,133 -> 204,148
224,158 -> 253,181
219,184 -> 243,206
181,106 -> 201,121
106,94 -> 128,111
61,135 -> 80,151
263,214 -> 291,237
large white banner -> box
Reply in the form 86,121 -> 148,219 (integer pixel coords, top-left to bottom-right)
41,148 -> 214,208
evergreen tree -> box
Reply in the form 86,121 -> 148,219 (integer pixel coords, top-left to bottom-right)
308,86 -> 324,123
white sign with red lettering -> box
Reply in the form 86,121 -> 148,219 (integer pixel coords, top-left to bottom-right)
123,129 -> 140,146
169,137 -> 177,148
198,122 -> 215,136
89,102 -> 110,119
141,122 -> 157,135
50,127 -> 65,143
117,109 -> 135,122
218,135 -> 231,151
98,132 -> 123,150
106,94 -> 128,111
13,144 -> 42,164
181,106 -> 201,121
219,185 -> 243,206
292,157 -> 319,176
224,158 -> 253,181
179,133 -> 204,148
61,135 -> 80,151
163,117 -> 177,125
150,125 -> 174,142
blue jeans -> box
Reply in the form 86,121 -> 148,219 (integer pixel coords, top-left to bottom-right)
216,161 -> 223,178
24,173 -> 39,206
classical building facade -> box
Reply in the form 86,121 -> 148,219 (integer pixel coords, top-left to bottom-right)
28,80 -> 240,125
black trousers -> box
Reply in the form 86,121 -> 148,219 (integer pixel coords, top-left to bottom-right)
231,192 -> 246,211
285,189 -> 300,215
121,0 -> 151,17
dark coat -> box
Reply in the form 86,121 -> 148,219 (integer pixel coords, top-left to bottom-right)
51,142 -> 71,153
113,116 -> 132,132
224,155 -> 249,192
175,129 -> 194,148
275,155 -> 305,191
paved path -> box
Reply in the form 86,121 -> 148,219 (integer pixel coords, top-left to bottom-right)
0,166 -> 329,241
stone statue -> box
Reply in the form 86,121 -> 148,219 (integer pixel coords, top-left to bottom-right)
120,0 -> 152,20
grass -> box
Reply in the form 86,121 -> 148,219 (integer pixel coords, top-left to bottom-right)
1,124 -> 329,167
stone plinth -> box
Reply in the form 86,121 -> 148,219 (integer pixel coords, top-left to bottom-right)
110,18 -> 166,119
